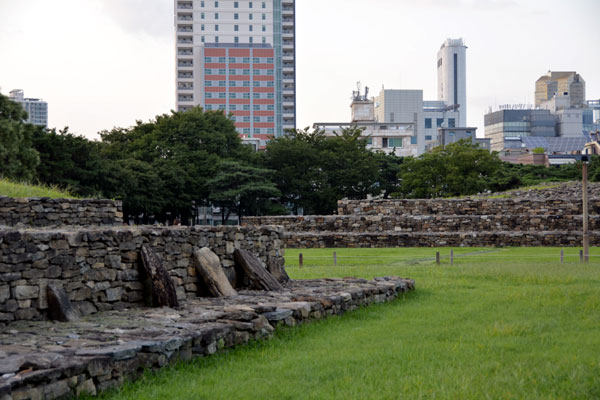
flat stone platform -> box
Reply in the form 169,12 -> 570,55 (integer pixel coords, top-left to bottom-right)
0,277 -> 414,399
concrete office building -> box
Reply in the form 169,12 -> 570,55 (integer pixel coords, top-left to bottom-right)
437,38 -> 467,127
374,90 -> 461,154
314,89 -> 418,157
174,0 -> 295,137
535,71 -> 585,108
484,109 -> 556,152
426,127 -> 489,151
8,89 -> 48,127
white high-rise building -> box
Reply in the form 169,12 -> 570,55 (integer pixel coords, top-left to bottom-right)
9,89 -> 48,127
437,38 -> 467,127
174,0 -> 296,138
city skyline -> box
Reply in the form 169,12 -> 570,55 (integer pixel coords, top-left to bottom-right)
0,0 -> 598,139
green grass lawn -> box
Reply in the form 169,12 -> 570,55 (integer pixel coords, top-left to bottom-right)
0,179 -> 77,199
96,247 -> 600,400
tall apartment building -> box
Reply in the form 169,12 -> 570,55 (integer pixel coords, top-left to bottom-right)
535,71 -> 585,108
174,0 -> 296,138
437,38 -> 467,127
8,89 -> 48,127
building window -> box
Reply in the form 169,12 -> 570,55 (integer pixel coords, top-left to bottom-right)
262,25 -> 266,31
243,81 -> 250,87
243,57 -> 250,63
390,112 -> 395,122
267,105 -> 274,110
205,105 -> 213,110
243,68 -> 250,74
253,69 -> 260,75
234,13 -> 239,19
218,80 -> 226,87
425,118 -> 432,129
234,36 -> 239,43
218,56 -> 226,62
466,130 -> 472,137
205,80 -> 212,87
201,36 -> 205,42
267,93 -> 274,99
449,131 -> 455,136
253,81 -> 260,87
229,57 -> 236,63
411,136 -> 417,145
249,25 -> 253,31
215,36 -> 219,43
234,25 -> 239,31
229,93 -> 237,99
448,118 -> 456,128
253,103 -> 260,109
218,93 -> 226,99
205,57 -> 212,62
234,1 -> 238,7
262,13 -> 266,20
254,116 -> 261,123
262,2 -> 266,8
215,13 -> 219,19
249,13 -> 253,20
249,1 -> 253,8
425,135 -> 432,141
253,93 -> 260,99
218,68 -> 226,74
267,81 -> 274,87
201,24 -> 205,31
243,116 -> 250,122
218,104 -> 226,110
201,12 -> 205,19
229,68 -> 236,74
243,93 -> 250,99
215,24 -> 219,31
366,137 -> 373,145
230,105 -> 237,111
214,1 -> 218,7
262,37 -> 266,44
267,57 -> 273,63
382,138 -> 388,148
205,93 -> 213,99
243,104 -> 250,110
388,138 -> 403,148
230,81 -> 237,87
201,1 -> 205,6
253,57 -> 260,63
436,118 -> 444,127
254,128 -> 261,134
267,116 -> 274,122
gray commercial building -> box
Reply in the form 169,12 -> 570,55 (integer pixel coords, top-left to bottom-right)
484,109 -> 556,152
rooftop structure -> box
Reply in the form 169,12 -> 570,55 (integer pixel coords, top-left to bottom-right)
535,71 -> 585,108
437,38 -> 467,127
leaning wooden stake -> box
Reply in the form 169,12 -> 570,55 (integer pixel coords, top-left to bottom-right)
333,252 -> 337,266
299,253 -> 303,268
560,249 -> 564,264
234,249 -> 284,291
140,244 -> 180,308
450,249 -> 454,266
436,252 -> 440,265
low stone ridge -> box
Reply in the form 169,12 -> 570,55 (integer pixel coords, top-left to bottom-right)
0,277 -> 414,399
474,181 -> 600,200
0,197 -> 123,228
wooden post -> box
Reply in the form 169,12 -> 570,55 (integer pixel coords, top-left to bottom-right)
579,250 -> 584,263
583,162 -> 590,263
299,253 -> 303,268
436,252 -> 440,265
450,249 -> 454,266
560,249 -> 564,264
333,251 -> 337,266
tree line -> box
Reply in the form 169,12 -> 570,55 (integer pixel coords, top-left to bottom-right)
0,92 -> 593,223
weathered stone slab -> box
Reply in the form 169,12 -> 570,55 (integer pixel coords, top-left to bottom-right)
192,248 -> 237,297
140,245 -> 179,309
234,249 -> 284,292
47,284 -> 80,322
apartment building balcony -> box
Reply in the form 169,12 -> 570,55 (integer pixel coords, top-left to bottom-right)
178,36 -> 193,44
282,18 -> 294,27
177,13 -> 193,21
178,95 -> 194,102
178,83 -> 194,90
282,30 -> 294,38
177,48 -> 193,56
282,44 -> 294,51
178,72 -> 194,79
177,2 -> 193,9
177,25 -> 193,33
178,59 -> 194,68
283,101 -> 295,107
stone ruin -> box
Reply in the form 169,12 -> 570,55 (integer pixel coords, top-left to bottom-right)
0,196 -> 414,399
245,182 -> 600,248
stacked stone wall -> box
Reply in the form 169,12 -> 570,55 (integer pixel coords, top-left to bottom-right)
0,225 -> 284,324
337,198 -> 600,216
0,197 -> 123,228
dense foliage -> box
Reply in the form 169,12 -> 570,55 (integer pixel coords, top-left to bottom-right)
1,94 -> 597,222
0,93 -> 40,181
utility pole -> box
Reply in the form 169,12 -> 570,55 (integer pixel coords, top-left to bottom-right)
582,155 -> 589,263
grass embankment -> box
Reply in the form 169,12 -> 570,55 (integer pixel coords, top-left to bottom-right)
0,179 -> 76,199
96,247 -> 600,400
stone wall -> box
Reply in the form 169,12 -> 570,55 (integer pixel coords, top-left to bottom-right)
246,215 -> 600,233
0,197 -> 123,228
0,225 -> 284,324
337,198 -> 600,217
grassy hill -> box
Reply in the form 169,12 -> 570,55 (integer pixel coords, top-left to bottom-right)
0,179 -> 77,199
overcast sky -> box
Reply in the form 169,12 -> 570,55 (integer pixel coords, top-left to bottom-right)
0,0 -> 598,139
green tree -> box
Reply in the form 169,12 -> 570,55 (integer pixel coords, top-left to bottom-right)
395,139 -> 504,198
207,160 -> 280,224
261,127 -> 380,215
0,93 -> 40,181
99,107 -> 252,223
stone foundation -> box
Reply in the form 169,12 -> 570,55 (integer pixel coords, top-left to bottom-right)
0,277 -> 415,399
0,197 -> 122,228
